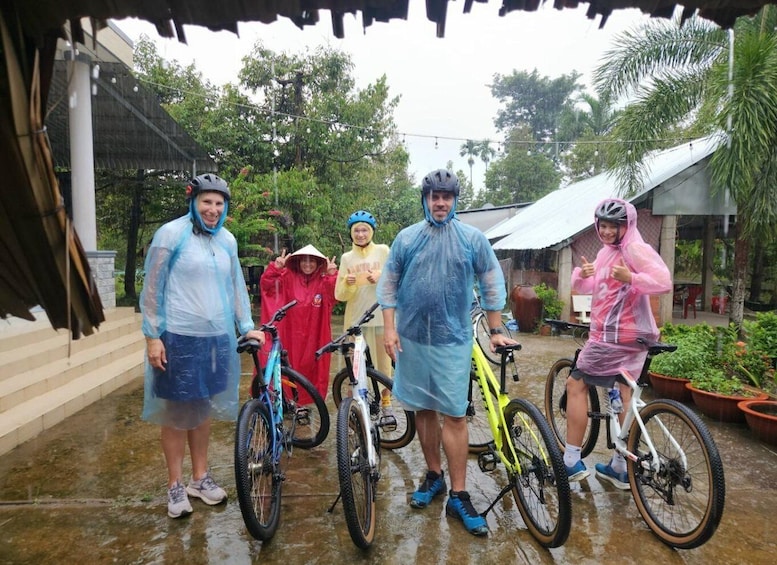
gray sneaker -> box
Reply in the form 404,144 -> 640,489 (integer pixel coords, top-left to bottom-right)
186,472 -> 227,505
168,481 -> 193,518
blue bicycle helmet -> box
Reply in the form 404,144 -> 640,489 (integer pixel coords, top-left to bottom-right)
347,210 -> 376,229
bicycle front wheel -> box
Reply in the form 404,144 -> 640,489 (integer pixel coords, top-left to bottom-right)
337,397 -> 377,549
474,314 -> 510,365
467,371 -> 499,453
281,367 -> 330,448
544,358 -> 600,458
504,398 -> 572,548
234,399 -> 282,541
331,368 -> 416,450
628,399 -> 725,549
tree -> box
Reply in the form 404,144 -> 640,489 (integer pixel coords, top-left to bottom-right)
476,139 -> 496,173
594,9 -> 777,329
490,69 -> 582,142
475,127 -> 561,207
459,139 -> 478,188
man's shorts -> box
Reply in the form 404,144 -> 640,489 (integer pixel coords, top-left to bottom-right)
153,332 -> 230,401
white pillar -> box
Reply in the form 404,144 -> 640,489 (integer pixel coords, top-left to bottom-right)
65,50 -> 97,251
659,215 -> 678,326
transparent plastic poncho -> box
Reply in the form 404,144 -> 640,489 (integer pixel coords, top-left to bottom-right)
571,199 -> 672,378
377,217 -> 506,416
140,215 -> 254,428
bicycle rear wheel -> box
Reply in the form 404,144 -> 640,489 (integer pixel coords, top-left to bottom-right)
234,399 -> 282,541
474,314 -> 509,365
331,368 -> 416,450
281,367 -> 330,448
628,399 -> 725,549
337,397 -> 377,549
504,398 -> 572,548
544,358 -> 600,458
467,371 -> 499,453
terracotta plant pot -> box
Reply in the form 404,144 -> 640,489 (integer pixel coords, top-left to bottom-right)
648,371 -> 693,403
685,383 -> 768,423
738,400 -> 777,446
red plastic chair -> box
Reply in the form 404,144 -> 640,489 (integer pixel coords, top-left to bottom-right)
683,285 -> 703,319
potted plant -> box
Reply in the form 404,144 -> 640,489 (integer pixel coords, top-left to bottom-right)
686,370 -> 768,423
738,399 -> 777,446
533,283 -> 565,335
648,323 -> 716,402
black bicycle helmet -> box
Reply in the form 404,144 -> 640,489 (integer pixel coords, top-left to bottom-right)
595,199 -> 627,223
187,173 -> 230,201
347,210 -> 376,229
421,169 -> 460,197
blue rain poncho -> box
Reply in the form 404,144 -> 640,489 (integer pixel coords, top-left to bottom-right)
377,217 -> 506,417
140,215 -> 254,428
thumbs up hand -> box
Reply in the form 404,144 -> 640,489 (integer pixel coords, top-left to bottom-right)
580,256 -> 595,278
611,259 -> 632,284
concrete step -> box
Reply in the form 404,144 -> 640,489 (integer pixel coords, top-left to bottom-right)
0,312 -> 143,381
0,307 -> 145,457
0,331 -> 145,412
0,306 -> 138,354
0,353 -> 144,456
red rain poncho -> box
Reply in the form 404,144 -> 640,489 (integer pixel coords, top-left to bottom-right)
260,245 -> 337,403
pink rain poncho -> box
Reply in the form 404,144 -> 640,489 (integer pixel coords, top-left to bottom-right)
571,199 -> 672,378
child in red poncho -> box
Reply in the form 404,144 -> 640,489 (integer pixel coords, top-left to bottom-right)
260,244 -> 338,403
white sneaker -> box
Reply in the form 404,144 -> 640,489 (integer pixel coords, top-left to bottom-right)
186,472 -> 227,505
167,481 -> 193,518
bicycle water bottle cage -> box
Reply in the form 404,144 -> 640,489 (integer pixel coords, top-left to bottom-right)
478,449 -> 498,472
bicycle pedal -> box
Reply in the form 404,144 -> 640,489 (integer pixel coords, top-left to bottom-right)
477,451 -> 498,472
378,414 -> 397,432
295,407 -> 311,426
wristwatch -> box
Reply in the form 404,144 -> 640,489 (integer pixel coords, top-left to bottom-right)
489,327 -> 505,335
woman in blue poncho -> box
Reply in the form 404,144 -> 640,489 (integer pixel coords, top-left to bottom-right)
377,169 -> 516,536
140,173 -> 264,519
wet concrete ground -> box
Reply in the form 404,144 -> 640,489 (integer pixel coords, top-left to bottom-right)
1,322 -> 775,564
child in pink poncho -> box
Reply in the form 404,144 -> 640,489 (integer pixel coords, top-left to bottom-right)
563,198 -> 672,489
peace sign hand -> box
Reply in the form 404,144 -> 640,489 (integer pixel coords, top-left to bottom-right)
326,256 -> 338,276
274,249 -> 288,269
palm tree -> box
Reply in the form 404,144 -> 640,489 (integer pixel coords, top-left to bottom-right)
476,139 -> 496,173
460,139 -> 478,187
594,9 -> 777,329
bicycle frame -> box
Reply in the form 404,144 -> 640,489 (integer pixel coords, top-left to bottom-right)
348,333 -> 379,472
605,370 -> 686,476
470,343 -> 548,476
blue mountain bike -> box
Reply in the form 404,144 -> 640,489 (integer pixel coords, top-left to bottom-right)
234,300 -> 330,541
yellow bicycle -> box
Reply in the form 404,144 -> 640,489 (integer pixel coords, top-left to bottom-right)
466,341 -> 572,548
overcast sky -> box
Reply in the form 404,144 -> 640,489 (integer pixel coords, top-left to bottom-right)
115,4 -> 653,189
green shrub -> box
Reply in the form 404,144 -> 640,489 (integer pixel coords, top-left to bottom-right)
652,323 -> 717,378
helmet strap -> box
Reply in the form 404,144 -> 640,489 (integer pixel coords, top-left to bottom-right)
190,198 -> 228,235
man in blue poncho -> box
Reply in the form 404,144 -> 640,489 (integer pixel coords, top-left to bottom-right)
377,168 -> 516,536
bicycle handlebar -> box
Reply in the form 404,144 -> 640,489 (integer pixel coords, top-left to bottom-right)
236,335 -> 261,353
315,303 -> 379,359
544,318 -> 590,332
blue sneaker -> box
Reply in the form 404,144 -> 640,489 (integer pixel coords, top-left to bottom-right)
410,470 -> 446,508
595,462 -> 630,490
565,460 -> 590,482
446,490 -> 488,536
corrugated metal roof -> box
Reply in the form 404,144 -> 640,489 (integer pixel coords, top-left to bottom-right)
489,135 -> 721,251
